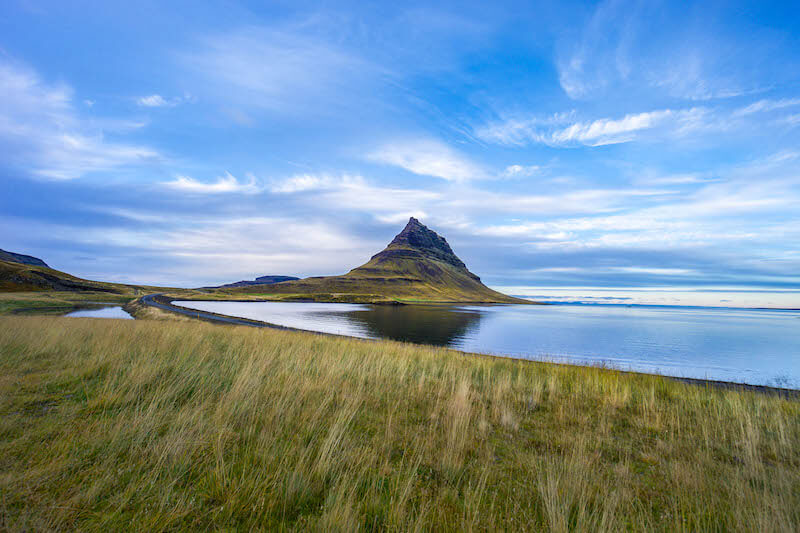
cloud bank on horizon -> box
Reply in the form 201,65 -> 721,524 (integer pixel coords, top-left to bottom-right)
1,0 -> 799,307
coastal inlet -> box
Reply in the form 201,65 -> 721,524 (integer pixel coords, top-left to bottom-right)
172,300 -> 800,389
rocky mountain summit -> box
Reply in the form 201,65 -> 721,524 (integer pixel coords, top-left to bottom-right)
387,217 -> 470,271
346,217 -> 482,283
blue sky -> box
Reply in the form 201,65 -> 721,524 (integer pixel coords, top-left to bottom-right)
1,0 -> 799,307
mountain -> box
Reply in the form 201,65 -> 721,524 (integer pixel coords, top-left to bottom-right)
0,249 -> 49,267
207,275 -> 300,289
0,250 -> 158,294
224,217 -> 529,303
0,256 -> 138,293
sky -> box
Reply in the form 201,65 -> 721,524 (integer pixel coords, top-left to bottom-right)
1,0 -> 799,307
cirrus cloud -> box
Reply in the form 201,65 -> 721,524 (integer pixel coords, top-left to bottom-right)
0,59 -> 161,180
161,172 -> 261,194
367,138 -> 486,180
476,107 -> 709,147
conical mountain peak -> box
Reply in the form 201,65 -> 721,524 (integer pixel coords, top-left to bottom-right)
225,216 -> 527,303
387,217 -> 467,270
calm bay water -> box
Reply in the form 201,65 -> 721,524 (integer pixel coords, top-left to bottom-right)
173,301 -> 800,388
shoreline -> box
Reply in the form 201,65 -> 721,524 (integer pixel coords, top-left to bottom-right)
134,293 -> 800,398
514,299 -> 800,312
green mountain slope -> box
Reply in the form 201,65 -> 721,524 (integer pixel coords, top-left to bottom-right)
226,218 -> 530,303
0,248 -> 49,267
0,259 -> 131,293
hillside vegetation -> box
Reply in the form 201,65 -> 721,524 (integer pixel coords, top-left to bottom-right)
1,316 -> 797,531
0,258 -> 139,294
226,218 -> 528,303
0,249 -> 49,267
0,260 -> 204,315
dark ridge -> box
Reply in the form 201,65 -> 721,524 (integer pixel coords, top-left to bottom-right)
255,275 -> 299,284
0,249 -> 49,268
384,217 -> 468,271
205,275 -> 300,289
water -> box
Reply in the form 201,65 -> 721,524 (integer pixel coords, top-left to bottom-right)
172,301 -> 800,388
64,305 -> 133,319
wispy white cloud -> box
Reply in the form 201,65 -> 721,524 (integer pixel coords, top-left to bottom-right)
0,59 -> 160,179
549,110 -> 678,146
517,266 -> 695,276
161,172 -> 261,194
272,173 -> 441,219
502,164 -> 541,178
367,139 -> 485,180
272,171 -> 674,224
474,112 -> 574,146
476,96 -> 800,148
449,186 -> 674,219
556,0 -> 646,100
476,108 -> 708,147
783,114 -> 800,126
179,26 -> 383,116
555,0 -> 776,101
136,93 -> 195,108
137,94 -> 170,107
647,56 -> 758,102
270,173 -> 363,193
632,170 -> 719,186
472,151 -> 800,252
318,180 -> 440,214
733,98 -> 800,117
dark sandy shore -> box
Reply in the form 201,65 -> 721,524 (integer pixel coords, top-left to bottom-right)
136,293 -> 799,399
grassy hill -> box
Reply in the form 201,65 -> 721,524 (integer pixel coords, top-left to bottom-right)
0,258 -> 134,294
226,218 -> 529,303
0,259 -> 146,315
1,315 -> 797,530
0,248 -> 49,267
0,258 -> 203,316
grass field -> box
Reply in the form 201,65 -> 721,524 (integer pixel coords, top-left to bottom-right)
1,316 -> 798,531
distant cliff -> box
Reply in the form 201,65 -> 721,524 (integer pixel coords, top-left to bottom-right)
208,275 -> 300,289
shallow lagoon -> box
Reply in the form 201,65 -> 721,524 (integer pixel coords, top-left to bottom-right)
64,305 -> 133,319
173,301 -> 800,388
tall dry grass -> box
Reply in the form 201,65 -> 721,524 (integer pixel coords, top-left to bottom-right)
0,316 -> 798,531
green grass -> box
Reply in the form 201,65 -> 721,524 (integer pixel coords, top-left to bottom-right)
1,316 -> 798,531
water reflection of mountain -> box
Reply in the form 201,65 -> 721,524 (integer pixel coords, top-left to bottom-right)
342,305 -> 484,346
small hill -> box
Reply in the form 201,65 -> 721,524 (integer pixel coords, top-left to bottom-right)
206,275 -> 300,289
225,218 -> 529,303
0,258 -> 129,293
0,248 -> 49,267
